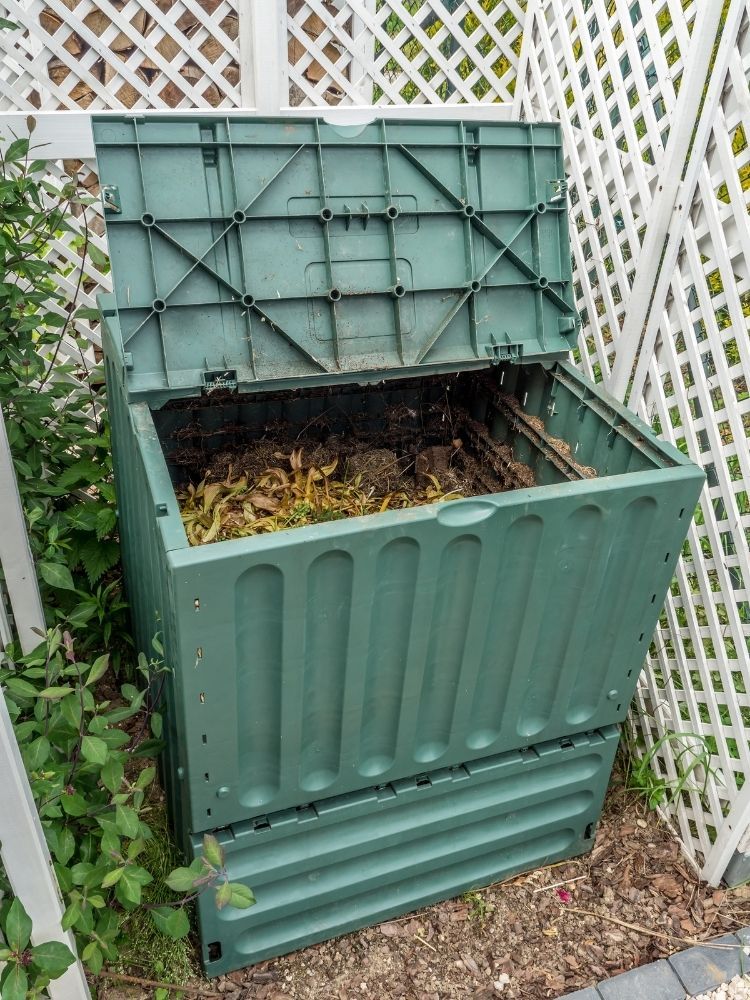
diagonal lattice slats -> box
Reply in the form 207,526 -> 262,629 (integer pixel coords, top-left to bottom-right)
286,0 -> 523,106
0,0 -> 240,111
521,0 -> 750,873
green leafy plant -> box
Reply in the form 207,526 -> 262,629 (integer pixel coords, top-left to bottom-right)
0,898 -> 75,999
0,121 -> 130,669
624,729 -> 719,809
1,628 -> 255,977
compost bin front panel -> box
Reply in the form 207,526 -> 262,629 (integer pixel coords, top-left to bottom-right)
168,459 -> 700,832
193,726 -> 618,976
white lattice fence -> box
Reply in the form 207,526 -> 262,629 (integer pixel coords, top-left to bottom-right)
285,0 -> 524,106
520,0 -> 750,876
1,0 -> 749,882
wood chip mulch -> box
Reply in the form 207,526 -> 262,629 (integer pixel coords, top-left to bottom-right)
104,770 -> 750,1000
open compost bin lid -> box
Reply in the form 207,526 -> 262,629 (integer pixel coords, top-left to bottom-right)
93,115 -> 579,403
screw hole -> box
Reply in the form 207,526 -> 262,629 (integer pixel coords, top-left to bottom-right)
386,204 -> 399,219
536,202 -> 547,214
152,298 -> 166,313
319,207 -> 333,222
463,204 -> 475,217
393,284 -> 405,297
141,212 -> 155,227
328,287 -> 342,302
536,276 -> 549,289
242,293 -> 255,308
233,209 -> 247,224
470,280 -> 482,293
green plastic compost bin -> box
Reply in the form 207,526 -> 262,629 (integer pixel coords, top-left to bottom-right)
94,114 -> 703,971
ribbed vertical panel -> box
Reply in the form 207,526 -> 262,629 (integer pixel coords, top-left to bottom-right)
236,565 -> 283,807
467,514 -> 544,750
300,550 -> 353,792
359,538 -> 420,777
414,535 -> 482,763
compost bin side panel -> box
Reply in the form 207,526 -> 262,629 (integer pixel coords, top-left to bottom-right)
165,460 -> 701,835
104,357 -> 192,847
192,726 -> 619,976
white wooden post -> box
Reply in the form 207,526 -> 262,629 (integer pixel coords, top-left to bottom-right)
607,1 -> 729,401
0,691 -> 90,998
239,0 -> 286,112
0,407 -> 45,655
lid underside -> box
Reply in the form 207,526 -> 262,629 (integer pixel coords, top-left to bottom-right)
93,116 -> 579,400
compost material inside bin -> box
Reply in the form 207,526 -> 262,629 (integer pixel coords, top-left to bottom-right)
167,376 -> 537,545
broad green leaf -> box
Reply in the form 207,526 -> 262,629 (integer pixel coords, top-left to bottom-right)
0,962 -> 28,1000
29,940 -> 75,978
165,866 -> 200,893
39,685 -> 72,700
85,654 -> 109,687
53,827 -> 75,866
135,766 -> 156,790
81,734 -> 108,765
101,757 -> 124,794
4,898 -> 31,951
215,881 -> 232,910
203,833 -> 224,869
61,901 -> 81,932
60,790 -> 88,817
151,711 -> 163,738
24,734 -> 50,769
60,692 -> 82,728
151,906 -> 190,940
5,677 -> 38,699
227,883 -> 256,909
4,138 -> 29,161
38,561 -> 75,591
115,866 -> 151,907
100,867 -> 123,888
115,804 -> 139,839
81,941 -> 103,975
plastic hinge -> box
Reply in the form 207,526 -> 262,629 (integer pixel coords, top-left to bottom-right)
102,185 -> 121,214
487,335 -> 521,365
203,369 -> 238,393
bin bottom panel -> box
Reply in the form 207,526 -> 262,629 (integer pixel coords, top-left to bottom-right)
193,725 -> 619,976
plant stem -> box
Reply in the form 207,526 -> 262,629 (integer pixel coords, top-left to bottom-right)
97,970 -> 219,997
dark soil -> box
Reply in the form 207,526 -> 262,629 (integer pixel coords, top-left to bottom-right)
170,399 -> 536,504
99,769 -> 750,1000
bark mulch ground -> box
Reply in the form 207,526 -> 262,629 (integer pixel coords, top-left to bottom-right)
102,769 -> 750,1000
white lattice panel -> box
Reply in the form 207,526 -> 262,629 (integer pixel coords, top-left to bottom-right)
286,0 -> 523,106
0,0 -> 240,110
521,0 -> 750,874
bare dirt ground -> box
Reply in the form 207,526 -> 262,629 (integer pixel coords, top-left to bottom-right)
100,767 -> 750,1000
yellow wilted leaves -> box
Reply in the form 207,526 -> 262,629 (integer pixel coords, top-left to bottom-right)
178,449 -> 461,546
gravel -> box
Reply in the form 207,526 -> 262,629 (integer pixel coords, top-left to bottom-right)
693,976 -> 750,999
